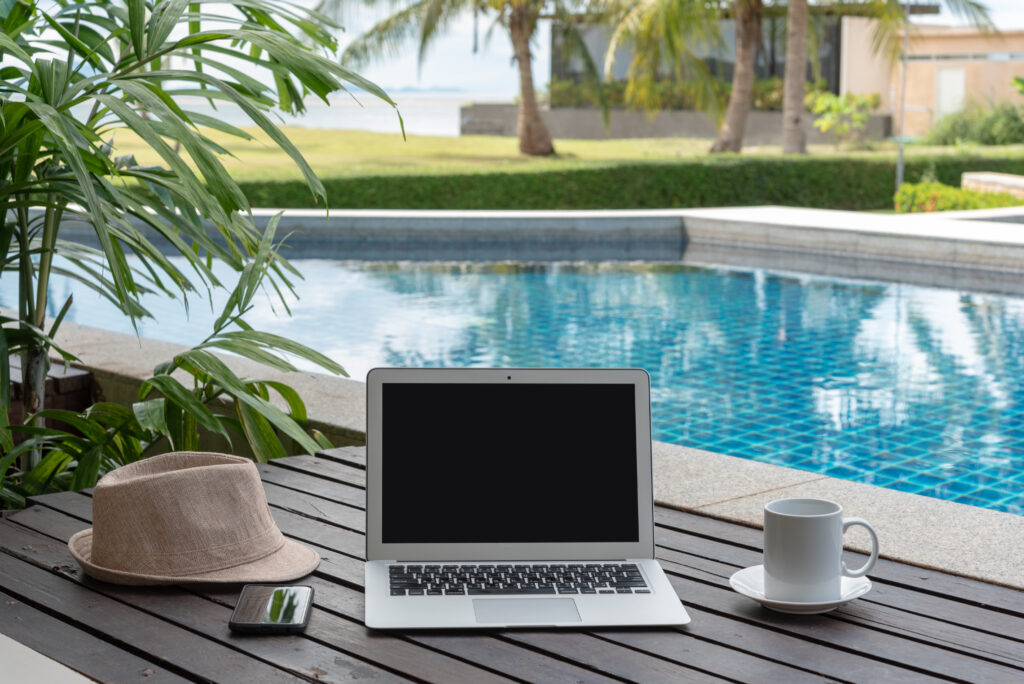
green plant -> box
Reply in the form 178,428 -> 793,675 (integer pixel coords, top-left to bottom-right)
751,76 -> 783,111
894,181 -> 1022,213
234,152 -> 1024,212
808,92 -> 881,148
1,217 -> 342,506
601,0 -> 724,122
927,101 -> 1024,146
547,76 -> 827,112
0,0 -> 396,506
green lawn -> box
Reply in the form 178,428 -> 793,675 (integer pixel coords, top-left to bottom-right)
111,127 -> 1024,210
113,126 -> 1024,181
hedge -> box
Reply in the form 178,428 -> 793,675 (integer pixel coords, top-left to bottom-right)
546,75 -> 829,112
237,154 -> 1024,211
894,181 -> 1022,213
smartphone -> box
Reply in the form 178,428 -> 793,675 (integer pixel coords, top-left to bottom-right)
229,584 -> 314,634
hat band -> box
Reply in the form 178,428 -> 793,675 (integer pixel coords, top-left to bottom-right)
92,525 -> 285,577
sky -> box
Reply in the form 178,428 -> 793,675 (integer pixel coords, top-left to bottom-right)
333,0 -> 1024,100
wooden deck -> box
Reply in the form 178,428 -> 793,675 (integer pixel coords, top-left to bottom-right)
1,446 -> 1022,683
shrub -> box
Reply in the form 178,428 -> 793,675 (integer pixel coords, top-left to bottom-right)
239,153 -> 1024,211
547,77 -> 826,112
751,76 -> 783,111
808,92 -> 881,148
894,181 -> 1022,213
927,102 -> 1024,146
754,77 -> 828,112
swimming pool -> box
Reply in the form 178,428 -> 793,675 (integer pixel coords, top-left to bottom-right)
15,260 -> 1024,515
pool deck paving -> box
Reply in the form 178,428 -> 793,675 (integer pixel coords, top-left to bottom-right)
653,442 -> 1024,589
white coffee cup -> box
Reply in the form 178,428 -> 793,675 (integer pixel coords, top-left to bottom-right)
763,498 -> 879,603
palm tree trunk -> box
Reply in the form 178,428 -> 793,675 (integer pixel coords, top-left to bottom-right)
710,0 -> 762,153
781,0 -> 808,154
20,336 -> 48,471
509,6 -> 554,156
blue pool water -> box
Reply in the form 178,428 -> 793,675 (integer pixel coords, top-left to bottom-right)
11,260 -> 1024,515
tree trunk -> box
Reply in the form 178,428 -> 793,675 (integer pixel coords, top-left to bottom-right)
20,339 -> 48,471
710,0 -> 762,153
781,0 -> 808,154
509,6 -> 554,156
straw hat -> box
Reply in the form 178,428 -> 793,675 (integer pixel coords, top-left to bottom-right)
68,451 -> 319,585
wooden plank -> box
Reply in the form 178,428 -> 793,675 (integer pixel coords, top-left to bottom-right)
655,507 -> 1024,615
678,604 -> 936,684
68,460 -> 1024,651
658,559 -> 1024,683
174,460 -> 1024,661
6,508 -> 515,684
316,447 -> 366,469
254,510 -> 938,683
14,502 -> 636,684
501,630 -> 729,684
205,581 -> 628,684
654,524 -> 1024,650
0,524 -> 317,683
263,480 -> 365,533
0,589 -> 189,684
303,451 -> 1022,621
572,628 -> 842,684
28,494 -> 735,683
408,632 -> 628,684
26,487 -> 369,561
15,501 -> 370,594
211,463 -> 1024,679
25,490 -> 92,521
31,454 -> 1024,683
271,453 -> 366,488
254,464 -> 1023,648
258,462 -> 367,509
652,544 -> 1024,670
32,489 -> 932,683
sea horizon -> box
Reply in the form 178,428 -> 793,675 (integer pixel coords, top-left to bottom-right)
182,89 -> 516,137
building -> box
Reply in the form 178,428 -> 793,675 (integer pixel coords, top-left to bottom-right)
552,12 -> 846,97
848,20 -> 1024,136
551,9 -> 1024,139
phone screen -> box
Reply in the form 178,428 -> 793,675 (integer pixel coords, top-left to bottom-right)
232,585 -> 312,626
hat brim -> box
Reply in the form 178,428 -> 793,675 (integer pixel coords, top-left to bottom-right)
68,529 -> 320,586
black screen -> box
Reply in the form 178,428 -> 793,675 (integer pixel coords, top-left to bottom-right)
381,383 -> 640,544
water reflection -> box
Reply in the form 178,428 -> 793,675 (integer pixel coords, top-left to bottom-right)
4,260 -> 1021,514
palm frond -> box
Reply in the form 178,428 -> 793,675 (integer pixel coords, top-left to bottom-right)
603,0 -> 724,119
339,0 -> 471,70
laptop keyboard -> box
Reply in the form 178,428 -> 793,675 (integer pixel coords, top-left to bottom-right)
388,563 -> 650,596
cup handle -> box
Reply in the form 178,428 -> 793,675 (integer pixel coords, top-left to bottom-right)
841,517 -> 879,578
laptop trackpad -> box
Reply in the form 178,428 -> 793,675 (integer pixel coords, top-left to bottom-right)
473,598 -> 581,624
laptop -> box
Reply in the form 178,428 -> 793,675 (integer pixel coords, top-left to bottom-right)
363,367 -> 690,629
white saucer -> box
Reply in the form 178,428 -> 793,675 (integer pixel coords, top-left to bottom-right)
729,565 -> 872,614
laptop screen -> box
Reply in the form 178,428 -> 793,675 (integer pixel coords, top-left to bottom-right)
381,382 -> 640,544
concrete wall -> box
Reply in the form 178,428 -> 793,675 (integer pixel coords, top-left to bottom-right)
460,104 -> 892,144
962,172 -> 1024,198
840,17 -> 893,113
41,318 -> 368,457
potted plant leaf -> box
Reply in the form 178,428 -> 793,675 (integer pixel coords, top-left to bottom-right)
0,0 -> 398,506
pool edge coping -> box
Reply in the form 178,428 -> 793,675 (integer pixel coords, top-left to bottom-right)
652,442 -> 1024,590
43,316 -> 1024,591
